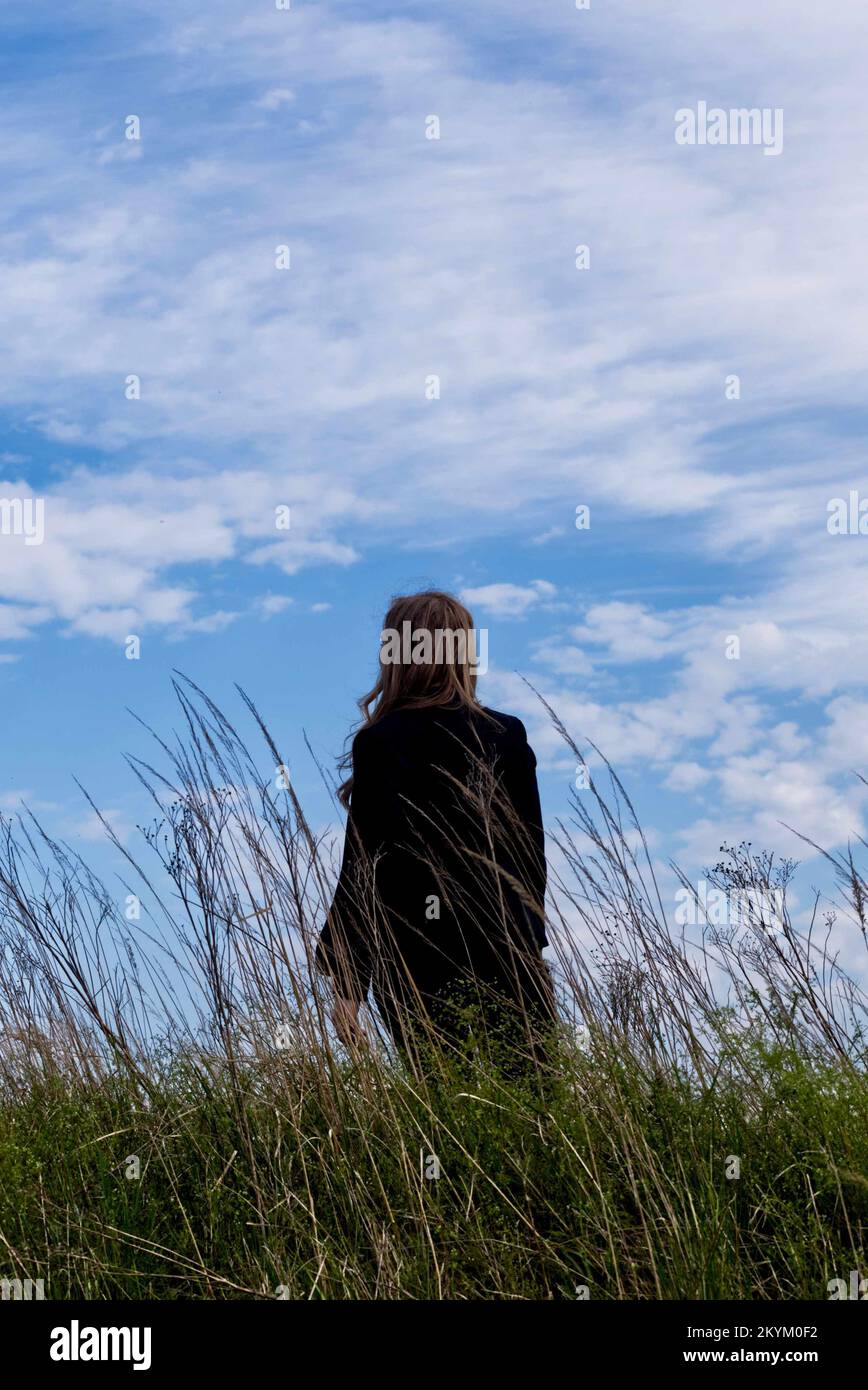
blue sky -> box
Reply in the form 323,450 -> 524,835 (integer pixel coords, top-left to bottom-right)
2,0 -> 868,976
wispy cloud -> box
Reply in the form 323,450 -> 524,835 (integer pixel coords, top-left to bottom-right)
2,0 -> 867,928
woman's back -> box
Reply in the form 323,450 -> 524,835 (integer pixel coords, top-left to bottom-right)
315,590 -> 555,1067
318,702 -> 550,1036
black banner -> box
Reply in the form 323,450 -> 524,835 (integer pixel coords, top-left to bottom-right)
2,1298 -> 862,1375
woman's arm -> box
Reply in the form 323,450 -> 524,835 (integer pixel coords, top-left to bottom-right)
314,730 -> 378,1007
502,717 -> 548,946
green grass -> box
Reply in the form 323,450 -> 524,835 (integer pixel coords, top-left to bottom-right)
1,1030 -> 864,1299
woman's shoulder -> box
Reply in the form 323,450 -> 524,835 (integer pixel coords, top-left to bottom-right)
474,707 -> 532,754
352,704 -> 530,752
480,705 -> 528,736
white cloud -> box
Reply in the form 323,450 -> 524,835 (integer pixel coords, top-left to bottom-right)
571,603 -> 676,664
254,88 -> 295,110
0,0 -> 866,655
64,805 -> 135,846
256,594 -> 294,617
664,762 -> 712,794
530,526 -> 566,546
462,580 -> 557,619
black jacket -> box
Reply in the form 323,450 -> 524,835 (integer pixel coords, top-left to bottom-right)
316,703 -> 548,1034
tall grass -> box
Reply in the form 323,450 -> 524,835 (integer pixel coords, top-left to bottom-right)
0,676 -> 865,1299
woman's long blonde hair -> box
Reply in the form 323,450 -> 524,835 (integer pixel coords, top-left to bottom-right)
338,590 -> 484,808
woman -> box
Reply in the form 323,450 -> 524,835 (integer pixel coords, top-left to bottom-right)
315,589 -> 556,1075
